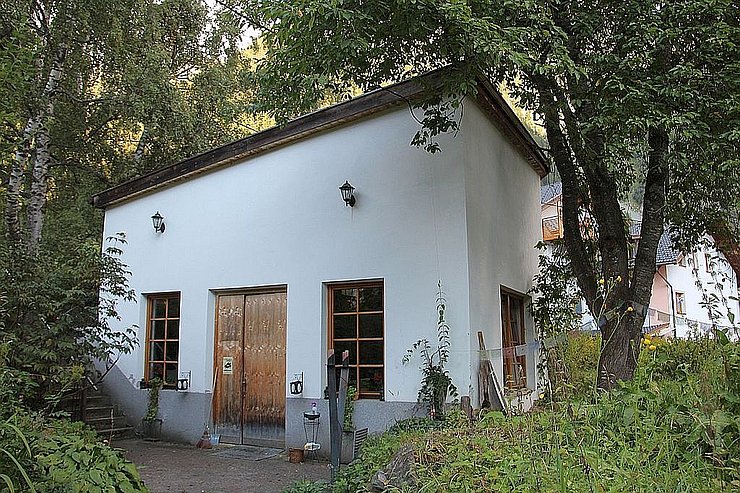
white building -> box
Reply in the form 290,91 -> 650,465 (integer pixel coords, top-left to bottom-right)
93,72 -> 548,449
540,183 -> 739,337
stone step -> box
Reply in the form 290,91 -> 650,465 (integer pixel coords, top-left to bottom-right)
96,425 -> 136,440
86,415 -> 130,431
84,405 -> 119,420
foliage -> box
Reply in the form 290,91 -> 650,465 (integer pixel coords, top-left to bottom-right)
0,412 -> 148,493
402,283 -> 458,419
247,0 -> 740,387
0,234 -> 137,407
295,336 -> 740,492
0,416 -> 36,493
343,386 -> 356,432
281,479 -> 328,493
528,243 -> 583,340
331,428 -> 423,493
542,332 -> 601,403
143,378 -> 163,422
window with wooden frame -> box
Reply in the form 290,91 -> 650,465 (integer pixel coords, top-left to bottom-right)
501,289 -> 527,389
145,293 -> 180,388
675,292 -> 686,315
328,281 -> 384,399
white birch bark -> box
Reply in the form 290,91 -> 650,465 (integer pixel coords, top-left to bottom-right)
25,46 -> 66,253
5,116 -> 39,246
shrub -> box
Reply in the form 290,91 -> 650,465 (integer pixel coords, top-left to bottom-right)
0,413 -> 148,492
328,336 -> 740,492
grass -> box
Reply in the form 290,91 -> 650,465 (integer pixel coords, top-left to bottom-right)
283,332 -> 740,493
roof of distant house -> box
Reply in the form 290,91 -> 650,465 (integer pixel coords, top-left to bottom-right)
540,182 -> 562,204
630,222 -> 681,266
92,70 -> 549,209
540,183 -> 681,266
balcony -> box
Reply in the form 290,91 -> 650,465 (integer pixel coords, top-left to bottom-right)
542,215 -> 563,241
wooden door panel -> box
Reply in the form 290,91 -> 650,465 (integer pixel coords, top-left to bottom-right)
213,290 -> 286,446
213,294 -> 244,444
242,292 -> 286,444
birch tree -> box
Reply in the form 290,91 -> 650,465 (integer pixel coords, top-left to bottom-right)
1,0 -> 268,254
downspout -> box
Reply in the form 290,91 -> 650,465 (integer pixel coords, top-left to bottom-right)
655,266 -> 676,338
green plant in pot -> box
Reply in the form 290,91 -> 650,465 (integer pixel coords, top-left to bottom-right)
341,385 -> 357,464
403,282 -> 458,419
142,377 -> 162,441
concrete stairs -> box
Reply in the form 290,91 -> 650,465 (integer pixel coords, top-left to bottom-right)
66,387 -> 135,440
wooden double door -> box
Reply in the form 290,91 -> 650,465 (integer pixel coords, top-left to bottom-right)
213,290 -> 286,446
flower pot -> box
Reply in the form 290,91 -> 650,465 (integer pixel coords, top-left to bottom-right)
289,448 -> 304,463
341,430 -> 355,464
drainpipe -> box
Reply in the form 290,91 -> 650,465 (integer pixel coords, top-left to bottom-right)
655,266 -> 676,338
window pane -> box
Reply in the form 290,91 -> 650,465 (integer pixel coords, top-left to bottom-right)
359,341 -> 383,365
359,287 -> 383,311
510,298 -> 523,343
164,364 -> 178,385
168,297 -> 180,318
359,314 -> 383,338
333,289 -> 357,313
151,320 -> 166,340
333,340 -> 356,365
153,299 -> 167,318
165,342 -> 179,362
359,367 -> 383,393
166,320 -> 179,339
333,315 -> 356,339
151,342 -> 164,361
149,363 -> 164,381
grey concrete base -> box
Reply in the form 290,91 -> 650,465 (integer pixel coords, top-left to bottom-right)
96,363 -> 210,444
98,364 -> 424,453
285,398 -> 424,458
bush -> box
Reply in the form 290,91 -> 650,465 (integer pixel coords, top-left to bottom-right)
0,412 -> 148,492
312,336 -> 740,492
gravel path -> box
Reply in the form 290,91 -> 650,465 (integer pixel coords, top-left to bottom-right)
117,439 -> 329,493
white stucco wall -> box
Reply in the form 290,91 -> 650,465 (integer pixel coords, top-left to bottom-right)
100,95 -> 546,440
102,105 -> 478,413
462,104 -> 542,400
666,244 -> 739,336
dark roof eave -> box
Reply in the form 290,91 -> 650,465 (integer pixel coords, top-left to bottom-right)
92,71 -> 549,209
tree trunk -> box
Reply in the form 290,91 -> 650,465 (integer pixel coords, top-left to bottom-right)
21,45 -> 66,254
710,229 -> 740,278
5,117 -> 39,247
596,127 -> 669,389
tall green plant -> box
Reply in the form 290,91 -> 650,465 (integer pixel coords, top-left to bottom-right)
403,282 -> 458,419
0,233 -> 137,408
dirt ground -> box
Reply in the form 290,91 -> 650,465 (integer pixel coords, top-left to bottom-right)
117,439 -> 329,493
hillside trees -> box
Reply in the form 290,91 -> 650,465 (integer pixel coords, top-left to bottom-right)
1,0 -> 268,254
0,0 -> 267,400
245,0 -> 739,387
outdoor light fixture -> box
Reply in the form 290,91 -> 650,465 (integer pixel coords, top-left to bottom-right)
151,211 -> 166,233
339,181 -> 356,207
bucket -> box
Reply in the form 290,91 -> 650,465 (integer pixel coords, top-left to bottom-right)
288,447 -> 304,463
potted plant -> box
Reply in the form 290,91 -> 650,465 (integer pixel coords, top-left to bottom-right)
341,386 -> 357,463
141,378 -> 163,441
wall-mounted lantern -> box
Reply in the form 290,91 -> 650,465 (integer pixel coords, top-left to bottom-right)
151,211 -> 166,233
339,181 -> 356,207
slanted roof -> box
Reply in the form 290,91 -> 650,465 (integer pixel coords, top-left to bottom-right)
655,231 -> 680,265
91,70 -> 549,209
540,182 -> 562,204
629,222 -> 680,266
